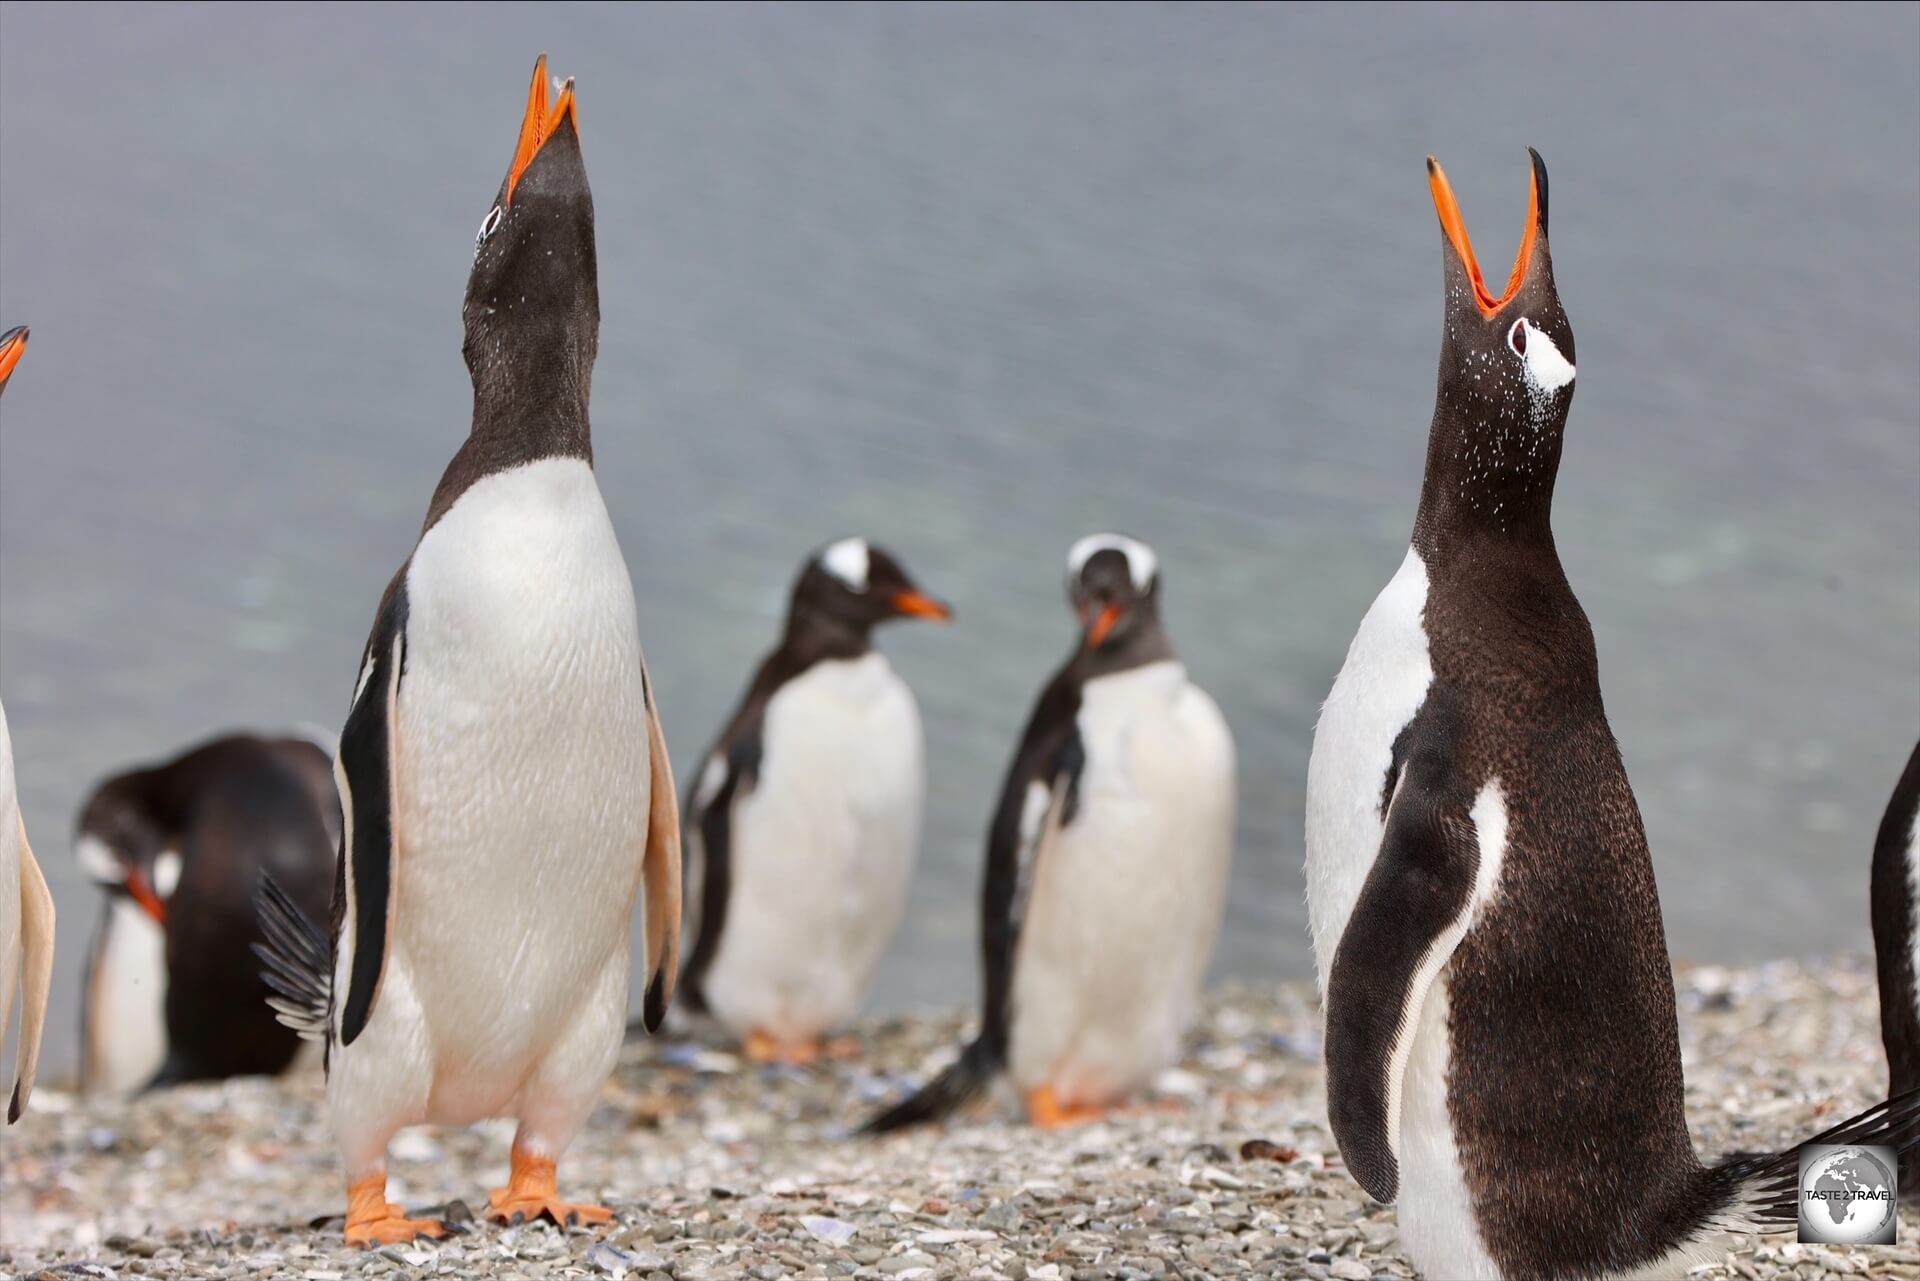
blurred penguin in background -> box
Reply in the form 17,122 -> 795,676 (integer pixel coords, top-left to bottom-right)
76,731 -> 338,1095
865,534 -> 1235,1132
678,538 -> 949,1064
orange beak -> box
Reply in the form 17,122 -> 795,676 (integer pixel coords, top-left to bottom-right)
891,591 -> 952,622
0,326 -> 27,393
126,869 -> 168,927
1086,604 -> 1124,647
505,55 -> 579,207
1428,154 -> 1539,318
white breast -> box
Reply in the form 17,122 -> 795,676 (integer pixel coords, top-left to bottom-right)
1304,547 -> 1434,996
1305,548 -> 1507,1277
82,899 -> 170,1097
373,457 -> 653,1119
699,652 -> 924,1043
1007,661 -> 1235,1105
0,700 -> 18,1063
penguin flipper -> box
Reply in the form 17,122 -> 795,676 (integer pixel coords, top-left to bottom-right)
636,657 -> 682,1035
677,718 -> 760,1020
8,816 -> 54,1123
1322,706 -> 1481,1206
862,671 -> 1083,1134
977,679 -> 1084,1077
336,576 -> 409,1048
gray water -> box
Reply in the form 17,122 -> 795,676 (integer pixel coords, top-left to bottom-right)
1,3 -> 1915,1082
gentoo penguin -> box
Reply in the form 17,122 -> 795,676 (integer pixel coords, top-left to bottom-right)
256,57 -> 681,1246
0,323 -> 54,1124
679,538 -> 949,1065
1870,740 -> 1920,1188
865,534 -> 1234,1132
1303,151 -> 1920,1281
75,731 -> 337,1095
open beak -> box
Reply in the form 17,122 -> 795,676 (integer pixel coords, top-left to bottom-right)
1086,604 -> 1125,648
1427,151 -> 1541,317
505,54 -> 579,207
125,870 -> 168,927
891,591 -> 952,622
0,326 -> 28,394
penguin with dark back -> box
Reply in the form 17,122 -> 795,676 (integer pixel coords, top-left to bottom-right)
257,57 -> 681,1247
679,538 -> 950,1065
1870,740 -> 1920,1192
865,534 -> 1234,1133
75,731 -> 337,1095
1303,150 -> 1920,1280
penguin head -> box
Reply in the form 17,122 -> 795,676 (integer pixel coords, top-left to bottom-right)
462,57 -> 597,390
1067,532 -> 1161,652
74,794 -> 177,928
790,537 -> 952,637
0,326 -> 28,398
1427,149 -> 1576,440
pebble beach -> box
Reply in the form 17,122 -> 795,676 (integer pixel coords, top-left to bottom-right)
5,957 -> 1912,1281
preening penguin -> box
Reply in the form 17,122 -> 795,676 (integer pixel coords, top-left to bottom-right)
679,538 -> 949,1065
1303,151 -> 1920,1281
76,731 -> 337,1096
1870,740 -> 1920,1188
257,58 -> 681,1246
864,535 -> 1234,1133
0,323 -> 55,1125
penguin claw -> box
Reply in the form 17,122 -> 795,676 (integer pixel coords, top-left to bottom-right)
486,1144 -> 613,1230
485,1195 -> 612,1230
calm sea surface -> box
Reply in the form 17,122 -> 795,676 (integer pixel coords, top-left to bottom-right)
2,3 -> 1915,1079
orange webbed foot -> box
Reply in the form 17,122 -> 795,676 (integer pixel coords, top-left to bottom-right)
345,1174 -> 449,1247
744,1030 -> 826,1067
486,1144 -> 613,1229
1025,1085 -> 1106,1130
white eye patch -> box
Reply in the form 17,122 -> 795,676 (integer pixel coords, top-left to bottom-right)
474,205 -> 505,261
821,536 -> 871,592
151,849 -> 183,899
76,834 -> 128,886
1067,532 -> 1158,592
1508,317 -> 1575,392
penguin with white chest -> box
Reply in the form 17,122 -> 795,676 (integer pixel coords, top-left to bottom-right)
1304,151 -> 1920,1281
1870,740 -> 1920,1189
0,323 -> 54,1125
257,59 -> 681,1246
865,535 -> 1234,1132
76,730 -> 337,1096
679,538 -> 949,1065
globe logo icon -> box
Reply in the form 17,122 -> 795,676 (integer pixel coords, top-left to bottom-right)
1798,1144 -> 1898,1245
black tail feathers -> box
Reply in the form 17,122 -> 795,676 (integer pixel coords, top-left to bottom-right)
861,1037 -> 998,1135
1703,1085 -> 1920,1235
253,873 -> 332,1044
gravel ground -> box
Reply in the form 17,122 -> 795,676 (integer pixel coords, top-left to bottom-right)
4,956 -> 1913,1280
